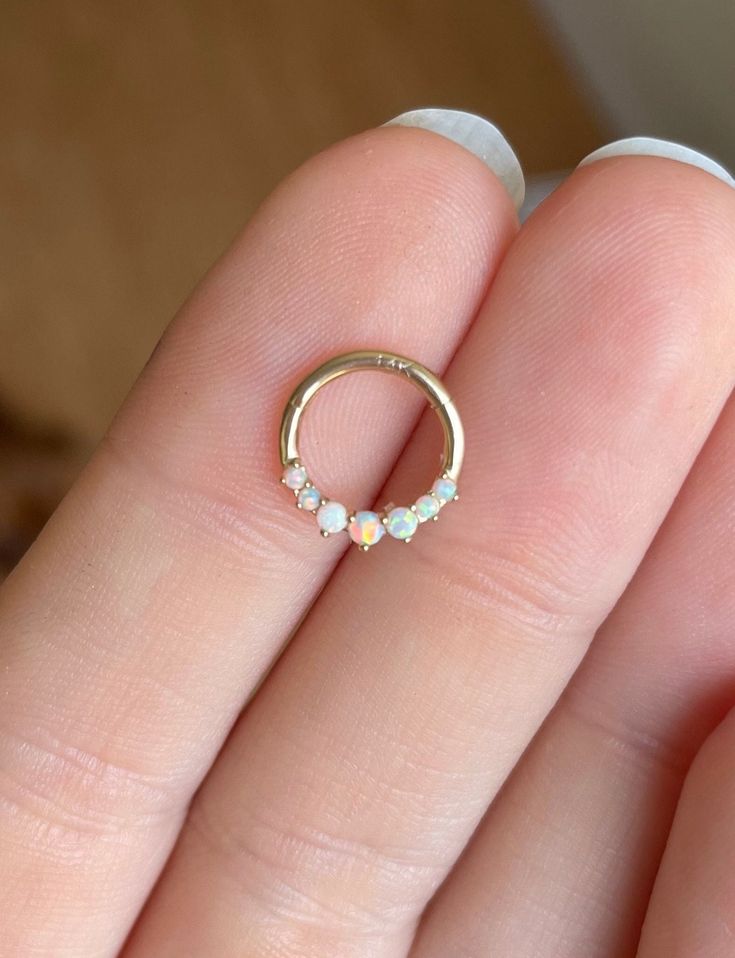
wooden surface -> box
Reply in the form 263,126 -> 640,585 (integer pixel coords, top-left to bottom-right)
0,0 -> 605,572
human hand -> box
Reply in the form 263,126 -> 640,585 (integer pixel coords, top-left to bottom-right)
2,110 -> 735,957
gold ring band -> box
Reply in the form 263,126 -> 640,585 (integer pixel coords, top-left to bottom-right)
278,350 -> 463,550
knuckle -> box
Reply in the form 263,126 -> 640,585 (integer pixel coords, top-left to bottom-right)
187,795 -> 429,937
413,521 -> 595,645
99,430 -> 294,571
0,723 -> 180,841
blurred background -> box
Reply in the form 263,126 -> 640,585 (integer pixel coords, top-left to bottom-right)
2,0 -> 733,576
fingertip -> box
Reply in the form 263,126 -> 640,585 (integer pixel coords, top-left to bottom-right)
578,137 -> 735,191
383,108 -> 525,210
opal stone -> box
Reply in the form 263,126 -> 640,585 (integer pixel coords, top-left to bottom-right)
386,506 -> 418,540
283,464 -> 308,490
298,486 -> 321,511
432,477 -> 457,502
317,501 -> 348,534
348,511 -> 385,547
415,494 -> 440,522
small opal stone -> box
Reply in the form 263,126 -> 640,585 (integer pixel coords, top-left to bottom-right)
283,464 -> 308,490
386,506 -> 418,540
432,477 -> 457,502
415,494 -> 440,522
298,486 -> 321,511
348,511 -> 385,547
317,501 -> 348,534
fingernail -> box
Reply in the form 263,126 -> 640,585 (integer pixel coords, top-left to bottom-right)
578,137 -> 735,189
384,108 -> 525,210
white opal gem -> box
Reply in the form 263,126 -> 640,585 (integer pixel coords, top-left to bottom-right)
283,464 -> 308,489
432,477 -> 457,502
386,506 -> 418,540
317,501 -> 348,534
298,487 -> 321,511
415,494 -> 440,522
348,511 -> 385,547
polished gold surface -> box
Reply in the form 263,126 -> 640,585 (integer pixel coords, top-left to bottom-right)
280,351 -> 464,482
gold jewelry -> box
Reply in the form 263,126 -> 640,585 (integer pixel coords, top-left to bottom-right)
279,350 -> 463,550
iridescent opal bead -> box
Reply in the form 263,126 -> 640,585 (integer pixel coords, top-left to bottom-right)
386,506 -> 418,540
415,494 -> 440,522
283,464 -> 308,490
316,501 -> 348,534
348,511 -> 385,547
298,486 -> 321,511
432,476 -> 457,502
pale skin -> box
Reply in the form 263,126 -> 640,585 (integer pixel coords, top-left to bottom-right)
2,125 -> 735,957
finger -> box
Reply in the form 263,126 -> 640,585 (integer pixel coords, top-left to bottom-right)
124,156 -> 735,958
411,386 -> 735,958
0,121 -> 518,956
637,708 -> 735,957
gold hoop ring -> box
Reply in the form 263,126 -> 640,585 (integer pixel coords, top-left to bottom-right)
279,350 -> 463,550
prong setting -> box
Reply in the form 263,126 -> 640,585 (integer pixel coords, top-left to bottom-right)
278,350 -> 463,551
281,464 -> 458,549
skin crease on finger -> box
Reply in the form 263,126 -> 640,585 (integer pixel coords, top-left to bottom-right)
0,127 -> 518,958
120,158 -> 735,958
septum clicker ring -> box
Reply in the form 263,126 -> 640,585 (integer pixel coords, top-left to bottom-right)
278,350 -> 463,551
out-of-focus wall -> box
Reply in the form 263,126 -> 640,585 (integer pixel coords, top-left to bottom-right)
534,0 -> 735,170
